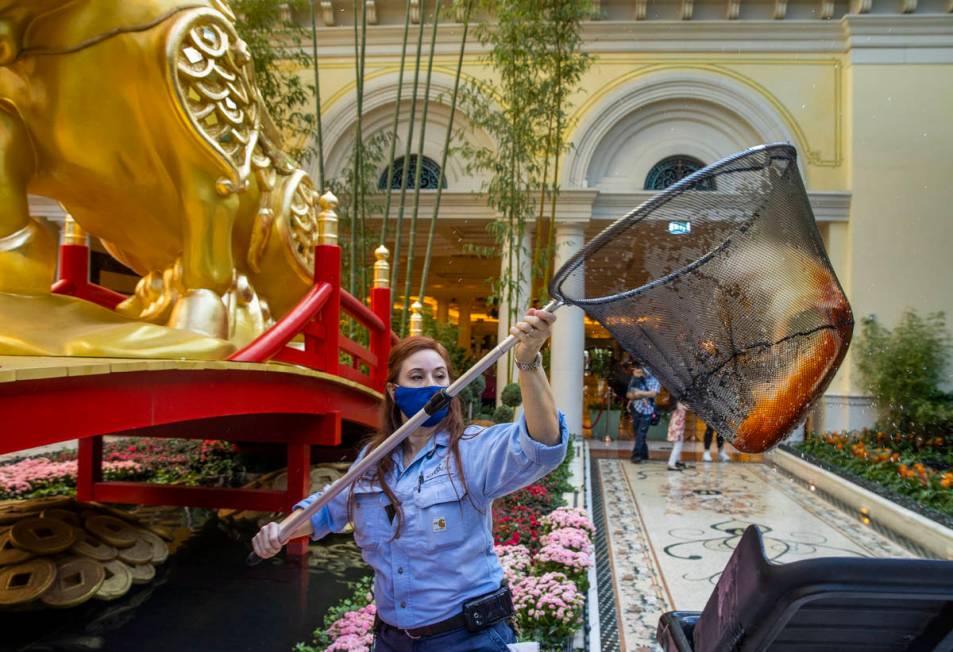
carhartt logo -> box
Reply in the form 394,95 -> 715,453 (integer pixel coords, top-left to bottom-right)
432,517 -> 446,532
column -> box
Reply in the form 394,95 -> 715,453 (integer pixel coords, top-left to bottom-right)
456,298 -> 472,351
436,298 -> 449,324
550,221 -> 586,436
496,225 -> 533,403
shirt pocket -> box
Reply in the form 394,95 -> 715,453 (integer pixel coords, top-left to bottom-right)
412,478 -> 467,552
351,485 -> 389,550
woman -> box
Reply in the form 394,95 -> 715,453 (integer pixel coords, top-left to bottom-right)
666,401 -> 689,471
252,308 -> 568,651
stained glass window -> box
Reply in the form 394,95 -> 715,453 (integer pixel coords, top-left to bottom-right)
644,155 -> 716,191
378,155 -> 447,190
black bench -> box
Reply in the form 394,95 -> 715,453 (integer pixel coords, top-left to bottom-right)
657,525 -> 953,652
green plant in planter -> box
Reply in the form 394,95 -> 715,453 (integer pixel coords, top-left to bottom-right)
493,404 -> 515,423
855,310 -> 953,435
501,382 -> 522,408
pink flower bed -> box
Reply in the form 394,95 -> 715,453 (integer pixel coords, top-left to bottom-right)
540,507 -> 595,535
511,571 -> 585,638
0,457 -> 144,497
323,604 -> 376,651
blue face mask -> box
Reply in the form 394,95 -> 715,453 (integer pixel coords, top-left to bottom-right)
393,385 -> 449,426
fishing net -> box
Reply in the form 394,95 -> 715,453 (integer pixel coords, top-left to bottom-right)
550,144 -> 853,453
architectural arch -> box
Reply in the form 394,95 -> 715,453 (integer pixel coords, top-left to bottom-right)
317,70 -> 494,192
563,68 -> 806,191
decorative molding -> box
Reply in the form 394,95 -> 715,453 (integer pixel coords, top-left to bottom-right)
293,17 -> 952,60
320,1 -> 335,26
682,0 -> 694,20
845,16 -> 953,64
727,0 -> 741,19
366,0 -> 378,24
899,0 -> 917,12
634,0 -> 647,20
563,69 -> 812,186
820,0 -> 835,19
851,0 -> 871,13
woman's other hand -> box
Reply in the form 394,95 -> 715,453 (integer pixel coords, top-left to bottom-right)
510,308 -> 556,363
252,521 -> 284,559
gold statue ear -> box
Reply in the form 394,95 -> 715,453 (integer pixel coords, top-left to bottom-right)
209,0 -> 237,21
0,20 -> 22,66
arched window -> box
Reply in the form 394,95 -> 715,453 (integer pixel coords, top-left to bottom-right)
378,155 -> 447,190
644,155 -> 715,191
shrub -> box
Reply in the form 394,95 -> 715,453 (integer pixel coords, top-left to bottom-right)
854,310 -> 953,435
492,404 -> 515,423
501,382 -> 523,408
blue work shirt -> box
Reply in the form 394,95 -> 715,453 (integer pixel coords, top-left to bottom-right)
293,411 -> 569,629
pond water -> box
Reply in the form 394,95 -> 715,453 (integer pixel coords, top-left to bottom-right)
1,511 -> 369,652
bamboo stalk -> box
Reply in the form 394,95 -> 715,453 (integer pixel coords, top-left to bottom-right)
398,0 -> 442,336
416,0 -> 472,304
309,0 -> 326,190
379,0 -> 414,247
357,0 -> 369,299
388,1 -> 428,320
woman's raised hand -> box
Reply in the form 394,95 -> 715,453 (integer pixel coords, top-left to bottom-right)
510,308 -> 556,364
251,521 -> 284,559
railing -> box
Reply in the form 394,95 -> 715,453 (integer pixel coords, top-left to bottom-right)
51,214 -> 394,394
227,242 -> 394,393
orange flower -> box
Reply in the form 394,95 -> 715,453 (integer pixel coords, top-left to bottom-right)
940,473 -> 953,490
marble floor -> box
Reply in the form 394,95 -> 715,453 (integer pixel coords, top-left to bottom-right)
595,458 -> 916,651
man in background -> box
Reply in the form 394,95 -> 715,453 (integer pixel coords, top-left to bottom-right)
627,362 -> 659,463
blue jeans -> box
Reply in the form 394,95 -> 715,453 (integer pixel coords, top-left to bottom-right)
631,411 -> 652,461
373,620 -> 516,652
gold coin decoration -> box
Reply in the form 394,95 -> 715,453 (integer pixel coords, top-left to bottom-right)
135,529 -> 169,565
71,529 -> 118,562
117,538 -> 153,565
95,559 -> 133,602
0,558 -> 56,606
0,531 -> 34,567
85,515 -> 138,549
0,499 -> 169,609
10,518 -> 77,555
40,556 -> 106,609
40,508 -> 81,527
128,562 -> 155,585
0,511 -> 39,525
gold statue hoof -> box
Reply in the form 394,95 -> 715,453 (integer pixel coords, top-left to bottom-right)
168,289 -> 229,340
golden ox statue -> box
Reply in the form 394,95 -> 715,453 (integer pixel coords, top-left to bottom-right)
0,0 -> 320,357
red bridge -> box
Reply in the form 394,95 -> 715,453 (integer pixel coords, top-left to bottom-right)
1,230 -> 393,555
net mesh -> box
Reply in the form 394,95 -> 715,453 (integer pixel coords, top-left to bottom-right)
551,144 -> 853,453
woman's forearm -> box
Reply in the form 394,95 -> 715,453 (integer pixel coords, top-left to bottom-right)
280,509 -> 315,540
519,365 -> 560,445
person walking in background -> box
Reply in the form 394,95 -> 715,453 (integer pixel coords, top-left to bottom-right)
666,401 -> 689,471
703,424 -> 730,463
626,362 -> 659,463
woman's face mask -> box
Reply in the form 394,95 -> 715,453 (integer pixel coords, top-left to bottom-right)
390,349 -> 451,426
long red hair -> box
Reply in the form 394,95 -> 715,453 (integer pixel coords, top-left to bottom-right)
354,336 -> 469,538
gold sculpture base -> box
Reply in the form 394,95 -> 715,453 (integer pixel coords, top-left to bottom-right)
0,293 -> 234,359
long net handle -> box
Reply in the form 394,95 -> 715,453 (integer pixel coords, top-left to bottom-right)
247,299 -> 564,565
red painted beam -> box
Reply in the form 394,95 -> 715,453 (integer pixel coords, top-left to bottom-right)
340,290 -> 386,333
0,368 -> 378,455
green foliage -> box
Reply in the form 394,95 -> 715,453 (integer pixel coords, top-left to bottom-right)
587,348 -> 614,379
294,575 -> 375,652
493,404 -> 515,423
458,0 -> 592,315
327,131 -> 393,298
794,432 -> 953,519
231,0 -> 316,161
854,310 -> 953,435
501,382 -> 523,408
